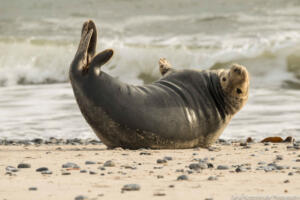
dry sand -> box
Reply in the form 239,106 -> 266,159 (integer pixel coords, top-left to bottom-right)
1,142 -> 300,200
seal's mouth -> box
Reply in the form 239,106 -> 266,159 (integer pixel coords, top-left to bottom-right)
78,20 -> 97,75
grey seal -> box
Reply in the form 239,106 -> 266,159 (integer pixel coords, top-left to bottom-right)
69,20 -> 250,149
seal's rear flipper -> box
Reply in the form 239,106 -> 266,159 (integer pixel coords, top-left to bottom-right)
90,49 -> 114,76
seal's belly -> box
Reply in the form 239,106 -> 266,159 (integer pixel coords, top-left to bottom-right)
77,72 -> 227,148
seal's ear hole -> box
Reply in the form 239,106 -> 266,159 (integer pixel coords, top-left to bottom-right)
236,88 -> 242,94
222,77 -> 226,82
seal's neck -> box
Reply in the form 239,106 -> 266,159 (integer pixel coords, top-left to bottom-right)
207,72 -> 235,119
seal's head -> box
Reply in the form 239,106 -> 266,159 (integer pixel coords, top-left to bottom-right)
219,64 -> 250,114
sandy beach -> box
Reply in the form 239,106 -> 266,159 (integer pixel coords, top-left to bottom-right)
1,140 -> 300,200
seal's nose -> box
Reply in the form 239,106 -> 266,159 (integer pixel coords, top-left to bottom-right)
230,64 -> 249,81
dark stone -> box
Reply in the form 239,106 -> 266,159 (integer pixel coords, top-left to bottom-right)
207,176 -> 218,181
28,187 -> 37,191
17,163 -> 31,168
156,159 -> 167,164
85,161 -> 96,165
36,167 -> 48,172
62,162 -> 80,169
217,165 -> 229,170
103,160 -> 115,167
122,184 -> 141,191
177,175 -> 188,181
74,195 -> 88,200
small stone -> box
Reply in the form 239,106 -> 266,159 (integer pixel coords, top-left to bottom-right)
258,161 -> 266,165
74,195 -> 88,200
80,170 -> 87,173
207,163 -> 214,168
288,172 -> 293,176
62,171 -> 71,175
28,187 -> 37,191
276,155 -> 283,160
207,176 -> 218,181
189,163 -> 201,170
177,175 -> 188,181
36,167 -> 48,172
217,165 -> 229,170
235,166 -> 246,173
163,156 -> 172,161
85,161 -> 96,165
240,142 -> 247,146
139,152 -> 151,155
169,185 -> 175,188
17,163 -> 31,168
295,159 -> 300,162
122,184 -> 140,191
157,175 -> 164,179
276,165 -> 284,170
89,171 -> 97,175
62,162 -> 80,169
41,170 -> 52,175
153,192 -> 166,196
6,166 -> 18,172
284,179 -> 290,183
103,160 -> 115,167
157,159 -> 167,164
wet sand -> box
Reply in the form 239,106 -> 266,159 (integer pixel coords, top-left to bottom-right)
1,141 -> 300,200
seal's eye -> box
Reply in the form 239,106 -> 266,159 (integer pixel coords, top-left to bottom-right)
222,77 -> 226,82
236,88 -> 242,94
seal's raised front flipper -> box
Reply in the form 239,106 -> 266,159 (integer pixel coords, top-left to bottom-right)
159,58 -> 174,76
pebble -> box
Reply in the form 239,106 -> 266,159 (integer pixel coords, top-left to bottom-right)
207,176 -> 218,181
74,195 -> 88,200
276,155 -> 283,160
103,160 -> 115,167
122,184 -> 141,191
6,166 -> 18,172
89,171 -> 97,175
139,152 -> 151,155
235,166 -> 246,173
153,192 -> 166,196
163,156 -> 172,161
62,171 -> 71,175
41,170 -> 52,175
157,175 -> 164,179
85,161 -> 96,165
288,172 -> 293,176
217,165 -> 229,170
28,187 -> 37,191
157,159 -> 167,164
80,170 -> 87,173
177,175 -> 188,181
62,162 -> 80,169
17,163 -> 31,168
36,167 -> 48,172
284,180 -> 290,183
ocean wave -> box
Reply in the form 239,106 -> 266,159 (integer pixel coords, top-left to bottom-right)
1,33 -> 300,88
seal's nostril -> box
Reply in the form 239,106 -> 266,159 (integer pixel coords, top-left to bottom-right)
234,68 -> 241,75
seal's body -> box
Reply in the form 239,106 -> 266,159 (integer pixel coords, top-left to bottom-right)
70,20 -> 250,149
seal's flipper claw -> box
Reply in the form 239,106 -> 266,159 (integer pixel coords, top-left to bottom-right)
159,58 -> 172,76
90,49 -> 114,75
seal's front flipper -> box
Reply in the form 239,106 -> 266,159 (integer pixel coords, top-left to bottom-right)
90,49 -> 114,76
159,58 -> 173,76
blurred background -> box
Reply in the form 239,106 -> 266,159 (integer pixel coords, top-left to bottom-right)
0,0 -> 300,140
